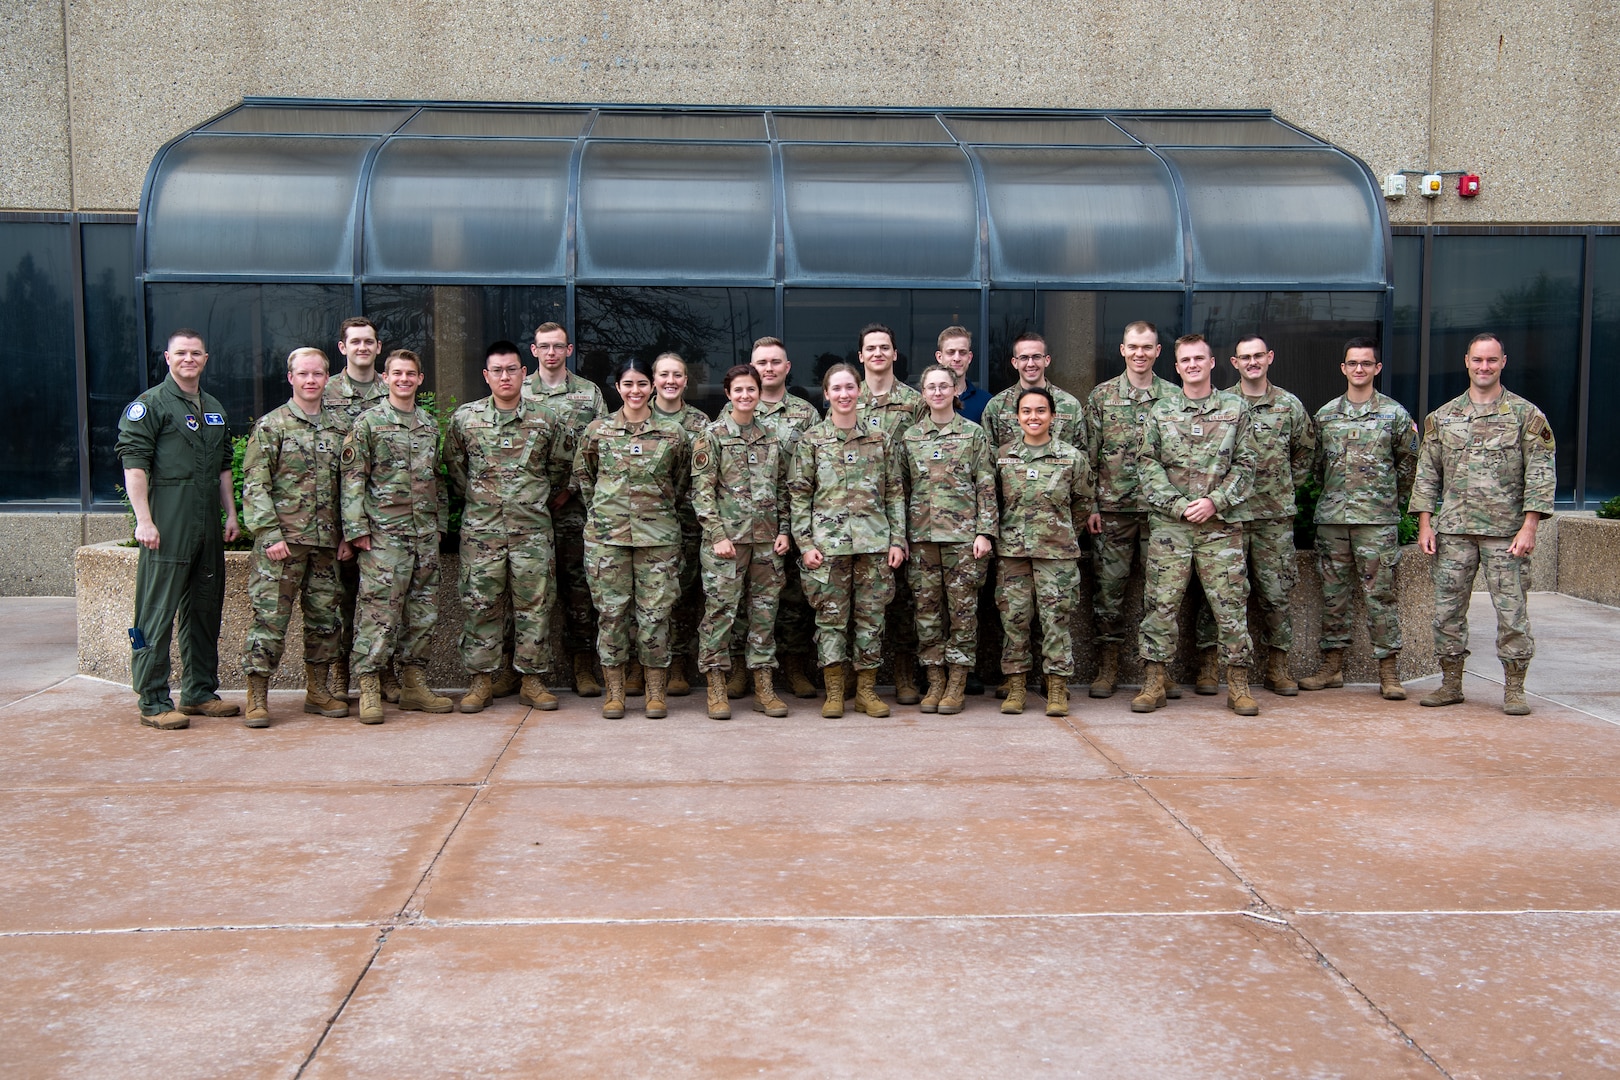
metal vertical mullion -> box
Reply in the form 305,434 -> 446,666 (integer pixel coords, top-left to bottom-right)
564,110 -> 598,349
957,129 -> 993,389
1575,229 -> 1595,507
352,107 -> 420,311
70,217 -> 92,510
1417,228 -> 1433,423
766,111 -> 786,341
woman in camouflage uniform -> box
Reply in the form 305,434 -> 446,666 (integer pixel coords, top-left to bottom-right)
692,365 -> 792,720
901,364 -> 996,715
787,363 -> 907,719
994,387 -> 1094,717
574,357 -> 691,719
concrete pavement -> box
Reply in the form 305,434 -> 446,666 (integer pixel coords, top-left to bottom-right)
3,593 -> 1618,1078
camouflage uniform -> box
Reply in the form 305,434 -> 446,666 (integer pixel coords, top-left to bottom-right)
691,415 -> 791,672
724,393 -> 821,657
574,410 -> 690,668
1410,390 -> 1557,661
322,372 -> 389,668
858,380 -> 928,660
1137,389 -> 1258,666
1085,373 -> 1180,646
1312,391 -> 1419,658
901,415 -> 998,667
524,371 -> 608,662
1195,383 -> 1314,652
341,402 -> 449,675
445,396 -> 570,676
657,403 -> 713,671
994,438 -> 1093,677
982,381 -> 1085,454
240,401 -> 347,676
788,420 -> 906,670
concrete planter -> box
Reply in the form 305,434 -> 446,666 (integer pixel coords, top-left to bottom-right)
79,539 -> 1437,692
1556,516 -> 1620,608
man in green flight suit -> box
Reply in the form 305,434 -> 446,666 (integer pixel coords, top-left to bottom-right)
116,328 -> 241,729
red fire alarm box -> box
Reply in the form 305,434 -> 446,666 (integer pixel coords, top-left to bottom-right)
1459,174 -> 1481,198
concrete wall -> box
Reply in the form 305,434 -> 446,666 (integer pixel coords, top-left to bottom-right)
1555,516 -> 1620,607
4,0 -> 1618,221
1,513 -> 129,596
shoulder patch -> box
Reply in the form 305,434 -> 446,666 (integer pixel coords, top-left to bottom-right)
1423,414 -> 1436,439
693,447 -> 711,472
124,401 -> 146,422
341,444 -> 357,466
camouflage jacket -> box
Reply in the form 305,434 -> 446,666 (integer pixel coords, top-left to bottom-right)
1084,372 -> 1179,515
994,437 -> 1094,560
722,392 -> 820,451
788,421 -> 906,556
690,414 -> 791,547
1313,391 -> 1419,526
445,396 -> 570,539
574,410 -> 690,547
900,414 -> 998,544
982,381 -> 1086,453
523,370 -> 607,491
321,370 -> 388,428
856,379 -> 927,442
1226,383 -> 1314,523
341,402 -> 448,543
1138,388 -> 1257,522
1410,389 -> 1557,536
241,401 -> 346,549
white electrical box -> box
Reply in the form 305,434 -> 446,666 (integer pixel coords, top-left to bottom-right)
1421,173 -> 1444,198
1383,174 -> 1407,198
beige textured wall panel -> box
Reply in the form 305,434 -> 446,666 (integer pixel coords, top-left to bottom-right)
1432,0 -> 1620,223
66,0 -> 1432,211
1,1 -> 73,208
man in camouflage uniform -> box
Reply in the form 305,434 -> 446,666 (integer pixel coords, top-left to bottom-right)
323,317 -> 390,703
1135,334 -> 1260,716
1301,337 -> 1419,700
446,341 -> 570,714
1411,332 -> 1557,715
239,347 -> 353,726
981,332 -> 1085,451
341,350 -> 453,722
1084,320 -> 1181,698
1192,334 -> 1314,696
854,323 -> 928,704
524,322 -> 608,696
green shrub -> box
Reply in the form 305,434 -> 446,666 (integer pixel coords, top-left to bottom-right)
1599,495 -> 1620,520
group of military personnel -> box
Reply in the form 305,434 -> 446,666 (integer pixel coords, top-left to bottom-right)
117,315 -> 1556,729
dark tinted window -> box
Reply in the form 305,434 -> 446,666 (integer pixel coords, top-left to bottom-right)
0,222 -> 78,501
83,223 -> 140,502
1588,236 -> 1620,501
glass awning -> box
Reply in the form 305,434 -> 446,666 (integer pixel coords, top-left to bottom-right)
140,102 -> 1388,290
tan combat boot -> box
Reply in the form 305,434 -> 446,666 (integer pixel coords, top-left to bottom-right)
939,664 -> 969,715
601,666 -> 626,718
180,696 -> 240,717
919,665 -> 946,713
520,674 -> 558,710
460,673 -> 494,714
1264,647 -> 1298,696
727,657 -> 750,699
379,664 -> 402,704
1378,653 -> 1406,701
491,668 -> 521,698
244,674 -> 270,728
304,663 -> 348,717
1420,656 -> 1466,707
399,666 -> 453,713
821,663 -> 846,718
854,669 -> 890,717
140,710 -> 189,730
358,673 -> 384,724
752,668 -> 788,717
893,654 -> 920,706
1045,674 -> 1070,717
644,667 -> 668,718
1131,661 -> 1167,713
783,654 -> 818,698
1089,644 -> 1120,699
574,653 -> 603,698
1502,659 -> 1532,716
328,657 -> 351,703
706,669 -> 731,720
1226,663 -> 1259,716
1299,648 -> 1344,691
1194,647 -> 1220,695
1000,673 -> 1027,714
625,659 -> 645,697
667,657 -> 691,697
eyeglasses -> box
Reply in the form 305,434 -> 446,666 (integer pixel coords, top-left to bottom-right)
534,344 -> 569,353
1342,361 -> 1379,370
1013,353 -> 1048,363
1235,353 -> 1270,362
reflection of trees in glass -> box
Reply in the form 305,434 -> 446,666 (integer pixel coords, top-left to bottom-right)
0,251 -> 76,499
86,264 -> 141,500
1485,272 -> 1581,330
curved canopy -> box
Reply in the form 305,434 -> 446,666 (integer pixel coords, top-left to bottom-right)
141,102 -> 1388,290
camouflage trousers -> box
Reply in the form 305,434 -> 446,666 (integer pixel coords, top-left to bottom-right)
241,539 -> 343,675
586,541 -> 681,669
458,528 -> 554,675
670,507 -> 702,664
1315,523 -> 1402,658
1091,511 -> 1149,646
996,556 -> 1078,677
801,553 -> 895,670
1141,516 -> 1253,666
553,496 -> 599,657
909,541 -> 989,667
1432,533 -> 1534,661
1195,518 -> 1296,652
698,542 -> 785,672
351,533 -> 440,674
